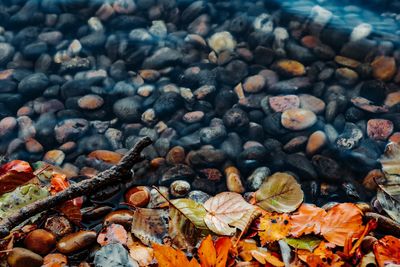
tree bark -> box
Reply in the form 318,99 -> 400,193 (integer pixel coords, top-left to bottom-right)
0,137 -> 152,238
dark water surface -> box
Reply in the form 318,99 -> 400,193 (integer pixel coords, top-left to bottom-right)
0,0 -> 400,257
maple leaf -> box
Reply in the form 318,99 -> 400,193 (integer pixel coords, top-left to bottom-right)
373,235 -> 400,267
320,203 -> 364,246
289,204 -> 326,237
153,243 -> 200,267
258,212 -> 291,245
198,235 -> 232,267
203,192 -> 256,236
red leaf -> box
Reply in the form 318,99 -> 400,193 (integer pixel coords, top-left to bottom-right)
57,198 -> 83,226
0,160 -> 34,195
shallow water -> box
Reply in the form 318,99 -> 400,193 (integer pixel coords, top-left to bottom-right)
0,0 -> 400,246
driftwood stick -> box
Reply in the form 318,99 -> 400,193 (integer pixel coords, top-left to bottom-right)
0,137 -> 152,238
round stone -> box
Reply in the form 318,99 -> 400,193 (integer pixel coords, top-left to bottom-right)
207,31 -> 236,53
335,67 -> 358,85
124,186 -> 150,207
182,111 -> 204,123
56,231 -> 97,254
24,229 -> 56,255
384,91 -> 400,107
18,73 -> 49,96
269,95 -> 300,112
367,119 -> 393,140
113,97 -> 141,122
0,43 -> 14,66
306,130 -> 327,155
170,180 -> 191,197
281,108 -> 317,130
275,59 -> 306,76
7,248 -> 43,267
78,94 -> 104,110
371,56 -> 396,81
299,94 -> 325,114
243,75 -> 265,93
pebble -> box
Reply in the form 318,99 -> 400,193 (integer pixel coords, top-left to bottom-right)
7,248 -> 43,267
269,77 -> 311,93
78,94 -> 104,110
281,108 -> 317,130
225,166 -> 245,193
24,229 -> 56,255
306,131 -> 327,155
88,150 -> 122,164
182,111 -> 204,123
243,75 -> 265,93
246,167 -> 270,191
384,91 -> 400,107
285,153 -> 317,180
371,56 -> 396,81
113,97 -> 141,122
223,108 -> 249,132
125,186 -> 150,207
199,126 -> 227,145
275,60 -> 306,76
336,122 -> 363,150
160,164 -> 196,186
42,254 -> 68,267
312,155 -> 343,182
56,231 -> 97,254
25,138 -> 43,153
44,216 -> 73,237
187,148 -> 226,168
269,95 -> 300,112
55,119 -> 89,143
142,47 -> 182,69
0,117 -> 17,138
367,119 -> 394,140
0,43 -> 14,66
208,31 -> 236,54
299,94 -> 325,114
283,135 -> 308,153
153,92 -> 183,118
334,56 -> 360,69
170,180 -> 191,197
335,68 -> 358,85
188,190 -> 210,204
18,73 -> 49,96
104,210 -> 134,228
43,150 -> 65,165
166,146 -> 185,165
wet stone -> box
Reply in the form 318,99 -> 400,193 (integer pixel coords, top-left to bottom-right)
285,153 -> 318,181
170,180 -> 191,197
312,155 -> 343,182
113,97 -> 141,122
160,164 -> 196,186
142,47 -> 182,69
7,248 -> 43,267
269,77 -> 311,93
188,190 -> 210,204
371,56 -> 396,81
246,167 -> 270,191
299,94 -> 325,114
78,94 -> 104,110
153,92 -> 183,118
182,111 -> 204,123
223,108 -> 249,133
199,126 -> 227,145
335,67 -> 358,85
281,108 -> 317,131
243,75 -> 265,93
125,186 -> 150,207
0,43 -> 14,66
18,73 -> 49,96
44,216 -> 73,237
54,119 -> 89,143
187,148 -> 226,168
360,80 -> 386,104
208,31 -> 236,53
24,229 -> 56,255
367,119 -> 394,140
275,59 -> 306,77
269,95 -> 300,112
306,130 -> 327,155
56,231 -> 97,255
385,91 -> 400,107
336,122 -> 363,150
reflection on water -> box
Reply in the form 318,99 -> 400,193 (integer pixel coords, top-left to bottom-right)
0,0 -> 399,218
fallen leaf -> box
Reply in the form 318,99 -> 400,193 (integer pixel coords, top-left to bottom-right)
251,248 -> 285,266
258,212 -> 291,245
198,235 -> 232,267
88,150 -> 123,164
131,208 -> 169,246
129,244 -> 154,266
373,235 -> 400,267
285,236 -> 321,252
0,160 -> 34,195
203,192 -> 256,235
377,189 -> 400,223
379,141 -> 400,176
237,239 -> 258,261
169,201 -> 204,251
255,172 -> 303,213
42,253 -> 68,267
153,243 -> 200,267
57,200 -> 82,226
320,203 -> 364,246
50,173 -> 69,195
303,241 -> 344,267
289,204 -> 326,237
98,224 -> 128,246
0,184 -> 49,220
170,198 -> 208,229
94,243 -> 139,267
278,240 -> 291,267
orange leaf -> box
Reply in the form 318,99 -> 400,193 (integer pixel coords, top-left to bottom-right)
50,173 -> 69,195
320,203 -> 364,246
57,199 -> 82,225
304,241 -> 344,267
251,248 -> 284,266
198,235 -> 232,267
0,160 -> 34,195
198,235 -> 216,267
258,212 -> 291,245
289,204 -> 326,237
153,243 -> 200,267
373,235 -> 400,267
237,239 -> 258,261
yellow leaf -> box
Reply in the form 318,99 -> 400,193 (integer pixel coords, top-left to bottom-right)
258,212 -> 291,245
251,248 -> 284,267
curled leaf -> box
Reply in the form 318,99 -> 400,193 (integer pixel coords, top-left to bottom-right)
203,192 -> 255,236
170,198 -> 208,229
0,160 -> 34,195
285,236 -> 321,252
131,208 -> 168,246
373,235 -> 400,267
255,172 -> 303,213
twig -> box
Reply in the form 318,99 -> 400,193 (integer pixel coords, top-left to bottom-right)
0,137 -> 152,238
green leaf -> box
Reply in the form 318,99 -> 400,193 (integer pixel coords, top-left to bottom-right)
0,184 -> 49,220
170,198 -> 208,229
255,172 -> 304,213
285,236 -> 321,252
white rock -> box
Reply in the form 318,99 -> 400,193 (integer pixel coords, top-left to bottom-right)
350,23 -> 372,42
207,31 -> 236,53
273,27 -> 289,49
253,13 -> 274,33
88,17 -> 103,32
310,5 -> 332,26
149,20 -> 167,38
